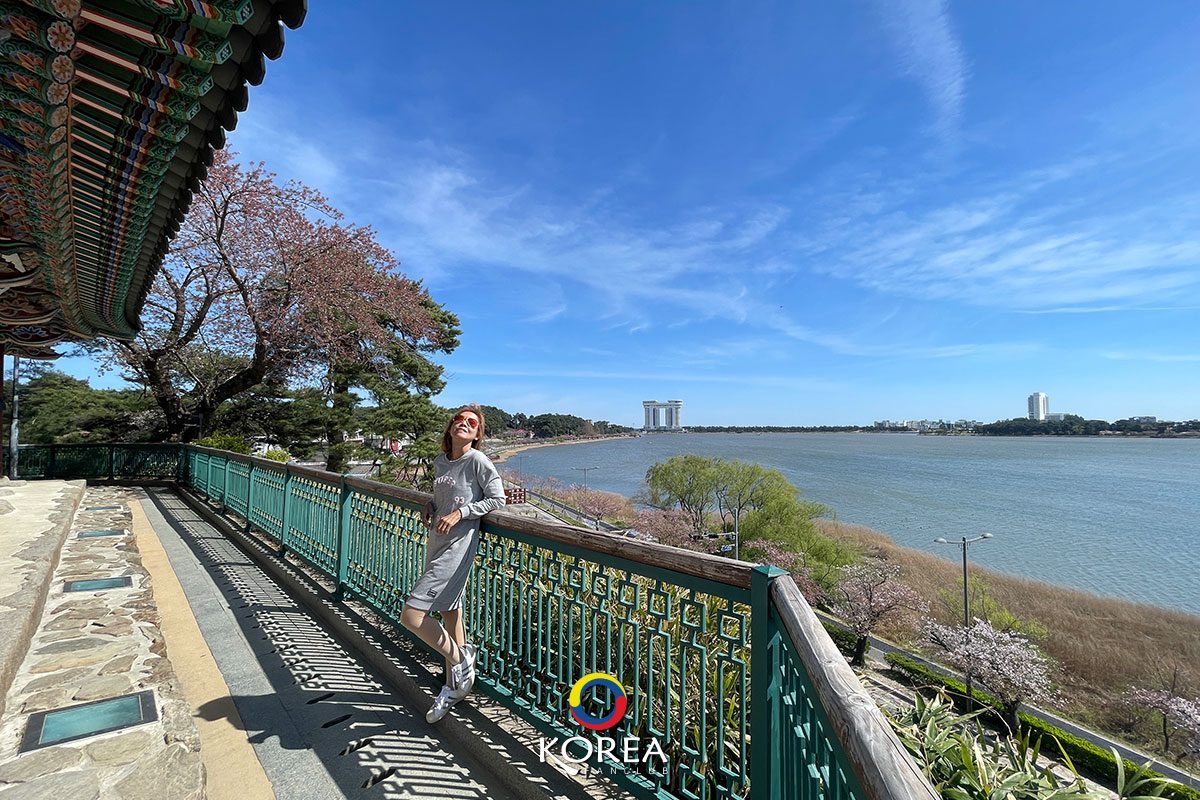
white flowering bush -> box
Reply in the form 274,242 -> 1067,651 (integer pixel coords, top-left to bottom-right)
924,618 -> 1053,731
1129,686 -> 1200,760
829,559 -> 925,665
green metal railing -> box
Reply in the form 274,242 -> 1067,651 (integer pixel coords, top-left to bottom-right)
11,444 -> 936,800
4,443 -> 184,481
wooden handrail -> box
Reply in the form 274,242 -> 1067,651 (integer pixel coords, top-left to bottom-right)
771,577 -> 938,800
484,508 -> 754,590
185,446 -> 754,590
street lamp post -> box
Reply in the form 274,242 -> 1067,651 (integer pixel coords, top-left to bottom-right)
934,533 -> 993,714
571,465 -> 598,491
732,507 -> 741,560
572,466 -> 599,528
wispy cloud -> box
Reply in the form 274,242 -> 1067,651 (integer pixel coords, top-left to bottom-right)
872,0 -> 968,147
232,104 -> 1157,361
1018,305 -> 1200,315
802,159 -> 1200,311
524,303 -> 567,323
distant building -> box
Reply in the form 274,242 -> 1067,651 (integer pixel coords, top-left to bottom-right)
1131,416 -> 1157,423
642,399 -> 683,430
1028,392 -> 1049,421
1046,412 -> 1066,422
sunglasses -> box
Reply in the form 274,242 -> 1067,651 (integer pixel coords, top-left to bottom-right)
453,414 -> 479,429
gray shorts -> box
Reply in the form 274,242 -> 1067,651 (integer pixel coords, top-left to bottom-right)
405,524 -> 480,613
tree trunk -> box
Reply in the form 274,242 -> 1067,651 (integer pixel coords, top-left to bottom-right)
1002,700 -> 1021,734
851,636 -> 869,667
142,355 -> 185,441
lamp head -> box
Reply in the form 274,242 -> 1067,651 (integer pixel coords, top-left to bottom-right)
982,533 -> 994,539
934,537 -> 948,543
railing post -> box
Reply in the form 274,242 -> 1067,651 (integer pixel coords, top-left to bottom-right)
108,445 -> 115,481
245,459 -> 256,533
219,455 -> 229,511
48,445 -> 57,480
333,475 -> 352,602
278,465 -> 293,558
750,564 -> 787,799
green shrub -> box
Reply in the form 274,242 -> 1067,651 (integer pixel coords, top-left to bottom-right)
886,689 -> 1184,800
192,433 -> 251,454
821,619 -> 868,660
261,448 -> 291,462
883,653 -> 1200,800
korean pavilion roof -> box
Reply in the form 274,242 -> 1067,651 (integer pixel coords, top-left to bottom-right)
0,0 -> 305,360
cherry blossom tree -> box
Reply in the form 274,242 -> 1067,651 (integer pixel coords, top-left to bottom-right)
630,508 -> 695,549
924,618 -> 1053,731
566,486 -> 628,529
829,560 -> 925,666
743,539 -> 829,604
1129,668 -> 1200,759
94,151 -> 456,440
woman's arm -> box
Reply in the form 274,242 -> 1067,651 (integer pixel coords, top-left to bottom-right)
458,456 -> 506,520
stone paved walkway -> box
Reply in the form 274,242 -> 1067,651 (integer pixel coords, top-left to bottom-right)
139,487 -> 529,800
0,481 -> 632,799
0,486 -> 204,800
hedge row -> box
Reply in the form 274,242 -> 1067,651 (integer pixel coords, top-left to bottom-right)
821,620 -> 868,660
884,653 -> 1200,800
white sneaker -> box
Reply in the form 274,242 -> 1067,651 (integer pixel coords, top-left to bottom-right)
450,643 -> 476,694
426,685 -> 461,723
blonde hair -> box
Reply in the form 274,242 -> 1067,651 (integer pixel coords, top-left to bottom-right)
441,405 -> 486,453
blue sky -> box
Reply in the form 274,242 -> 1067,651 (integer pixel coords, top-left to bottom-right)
56,1 -> 1200,425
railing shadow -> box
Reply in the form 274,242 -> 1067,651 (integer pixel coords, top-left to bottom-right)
141,486 -> 585,800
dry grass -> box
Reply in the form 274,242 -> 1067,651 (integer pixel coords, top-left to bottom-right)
816,519 -> 1200,748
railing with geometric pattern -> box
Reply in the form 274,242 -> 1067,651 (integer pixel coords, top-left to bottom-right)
12,444 -> 936,800
5,443 -> 184,481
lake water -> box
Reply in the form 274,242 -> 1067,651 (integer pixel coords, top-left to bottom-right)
508,433 -> 1200,615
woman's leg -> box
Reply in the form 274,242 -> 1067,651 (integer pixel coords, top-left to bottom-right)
400,605 -> 463,667
439,608 -> 466,685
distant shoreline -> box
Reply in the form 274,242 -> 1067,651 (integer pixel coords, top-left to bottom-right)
489,437 -> 1200,625
487,433 -> 1199,620
487,433 -> 635,464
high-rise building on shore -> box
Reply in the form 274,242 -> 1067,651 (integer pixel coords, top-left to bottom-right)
1028,392 -> 1049,421
643,400 -> 683,430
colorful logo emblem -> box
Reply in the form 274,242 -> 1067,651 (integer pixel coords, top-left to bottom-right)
568,672 -> 627,731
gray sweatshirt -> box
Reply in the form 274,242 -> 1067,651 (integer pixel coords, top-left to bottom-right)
430,448 -> 506,528
406,448 -> 505,611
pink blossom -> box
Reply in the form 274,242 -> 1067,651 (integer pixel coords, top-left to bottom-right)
1130,686 -> 1200,757
827,560 -> 924,664
93,151 -> 444,439
923,618 -> 1053,717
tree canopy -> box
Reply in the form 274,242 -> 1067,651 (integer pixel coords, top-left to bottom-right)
91,151 -> 458,441
5,370 -> 160,444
